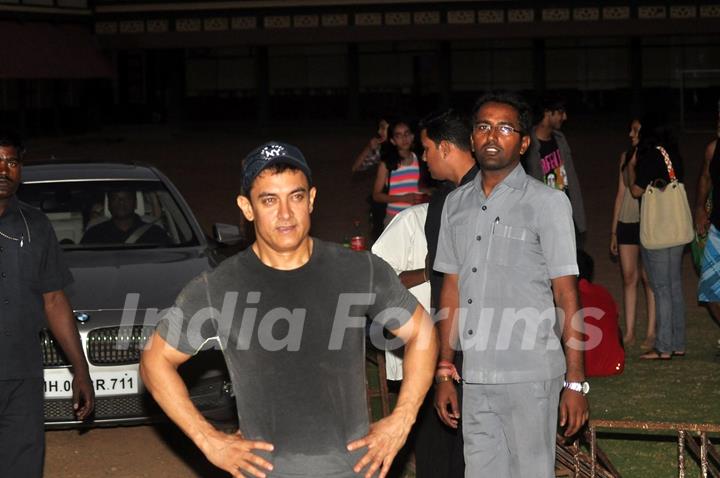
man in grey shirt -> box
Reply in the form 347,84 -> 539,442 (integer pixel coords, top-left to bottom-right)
433,93 -> 589,477
140,141 -> 437,478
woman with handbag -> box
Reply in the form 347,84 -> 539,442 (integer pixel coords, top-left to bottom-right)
628,115 -> 691,360
610,118 -> 656,351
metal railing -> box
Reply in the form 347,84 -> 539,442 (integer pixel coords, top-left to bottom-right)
558,419 -> 720,478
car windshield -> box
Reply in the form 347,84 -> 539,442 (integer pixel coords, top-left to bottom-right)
17,180 -> 200,249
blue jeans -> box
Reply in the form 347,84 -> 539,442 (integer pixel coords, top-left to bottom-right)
641,245 -> 686,353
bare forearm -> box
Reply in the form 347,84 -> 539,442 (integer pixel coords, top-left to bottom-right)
695,174 -> 711,212
554,281 -> 585,381
696,144 -> 713,211
352,143 -> 377,172
44,292 -> 89,376
437,275 -> 460,363
611,165 -> 625,233
372,191 -> 407,204
398,269 -> 426,289
140,337 -> 218,449
627,164 -> 644,199
393,316 -> 437,431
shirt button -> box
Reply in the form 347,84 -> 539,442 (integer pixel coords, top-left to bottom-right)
481,205 -> 487,211
467,298 -> 473,304
468,329 -> 474,335
3,299 -> 8,305
0,272 -> 5,278
472,267 -> 477,273
476,235 -> 481,241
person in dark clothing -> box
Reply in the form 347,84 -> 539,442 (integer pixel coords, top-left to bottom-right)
422,111 -> 478,478
525,96 -> 587,239
628,114 -> 687,360
352,119 -> 390,241
0,131 -> 94,477
389,110 -> 477,478
140,141 -> 438,478
81,190 -> 168,244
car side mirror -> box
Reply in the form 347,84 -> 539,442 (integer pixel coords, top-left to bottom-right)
213,223 -> 243,245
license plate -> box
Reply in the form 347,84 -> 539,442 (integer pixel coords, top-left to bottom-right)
44,369 -> 139,398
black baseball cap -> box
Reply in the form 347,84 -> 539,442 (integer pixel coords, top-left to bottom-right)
242,141 -> 312,194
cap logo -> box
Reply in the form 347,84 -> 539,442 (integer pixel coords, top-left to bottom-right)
260,144 -> 286,161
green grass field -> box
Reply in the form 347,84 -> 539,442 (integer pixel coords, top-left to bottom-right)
589,308 -> 720,477
368,309 -> 720,477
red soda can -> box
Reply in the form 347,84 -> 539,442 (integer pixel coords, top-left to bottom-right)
350,236 -> 366,251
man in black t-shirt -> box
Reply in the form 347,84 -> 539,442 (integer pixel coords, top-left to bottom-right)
141,141 -> 437,478
525,97 -> 587,237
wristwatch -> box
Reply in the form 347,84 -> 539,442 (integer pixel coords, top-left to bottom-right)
563,380 -> 590,396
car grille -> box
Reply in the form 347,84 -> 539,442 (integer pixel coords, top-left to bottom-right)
44,377 -> 235,424
41,326 -> 155,367
40,329 -> 69,367
87,326 -> 155,365
44,394 -> 160,423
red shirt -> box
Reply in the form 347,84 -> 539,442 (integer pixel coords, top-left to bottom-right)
579,279 -> 625,377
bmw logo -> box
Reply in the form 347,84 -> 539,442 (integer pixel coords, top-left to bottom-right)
75,312 -> 90,323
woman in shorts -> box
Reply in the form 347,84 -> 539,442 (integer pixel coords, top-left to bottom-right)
610,118 -> 656,350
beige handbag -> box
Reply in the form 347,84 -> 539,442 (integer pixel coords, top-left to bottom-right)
639,146 -> 693,249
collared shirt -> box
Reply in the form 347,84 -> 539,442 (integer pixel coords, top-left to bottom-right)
0,196 -> 73,379
434,163 -> 577,384
372,203 -> 430,380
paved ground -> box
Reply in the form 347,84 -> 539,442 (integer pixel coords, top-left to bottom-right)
37,117 -> 717,477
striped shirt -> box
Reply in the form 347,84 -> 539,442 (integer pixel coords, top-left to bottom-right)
386,154 -> 420,218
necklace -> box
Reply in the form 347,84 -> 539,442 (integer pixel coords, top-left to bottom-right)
0,208 -> 30,247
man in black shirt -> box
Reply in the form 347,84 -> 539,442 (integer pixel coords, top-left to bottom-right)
81,190 -> 168,245
0,131 -> 94,477
412,110 -> 477,478
386,111 -> 476,477
141,141 -> 437,478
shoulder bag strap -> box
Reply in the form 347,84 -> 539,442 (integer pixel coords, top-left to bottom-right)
656,146 -> 677,182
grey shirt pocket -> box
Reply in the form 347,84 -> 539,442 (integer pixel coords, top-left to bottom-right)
488,223 -> 531,268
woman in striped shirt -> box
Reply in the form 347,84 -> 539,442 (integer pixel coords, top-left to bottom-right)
372,120 -> 428,226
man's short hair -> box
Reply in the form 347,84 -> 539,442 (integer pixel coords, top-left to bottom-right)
241,141 -> 312,195
418,110 -> 472,152
472,92 -> 533,136
539,95 -> 566,114
0,130 -> 26,158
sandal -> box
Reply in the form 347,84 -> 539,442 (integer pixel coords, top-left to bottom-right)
671,351 -> 686,357
640,349 -> 672,360
640,337 -> 656,353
